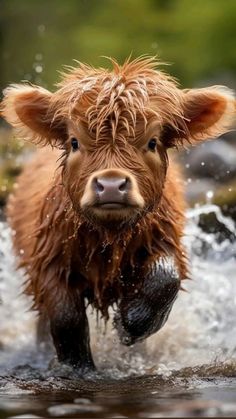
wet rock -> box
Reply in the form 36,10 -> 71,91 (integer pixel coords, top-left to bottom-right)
186,205 -> 236,260
198,210 -> 236,242
181,139 -> 236,182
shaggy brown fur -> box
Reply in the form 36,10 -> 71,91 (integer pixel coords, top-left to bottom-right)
1,56 -> 235,320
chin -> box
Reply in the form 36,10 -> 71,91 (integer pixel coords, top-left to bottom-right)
80,204 -> 143,229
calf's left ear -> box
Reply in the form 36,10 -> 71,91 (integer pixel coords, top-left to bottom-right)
1,85 -> 67,147
164,87 -> 235,147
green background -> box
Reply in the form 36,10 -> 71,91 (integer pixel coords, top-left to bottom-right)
1,0 -> 236,93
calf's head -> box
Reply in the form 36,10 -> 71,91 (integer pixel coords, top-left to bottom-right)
2,57 -> 235,227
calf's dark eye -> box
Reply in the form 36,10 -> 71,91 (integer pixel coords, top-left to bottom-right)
148,138 -> 157,151
71,137 -> 79,151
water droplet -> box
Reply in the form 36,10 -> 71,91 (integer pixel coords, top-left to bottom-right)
38,24 -> 45,34
35,53 -> 43,61
35,64 -> 43,73
206,190 -> 214,201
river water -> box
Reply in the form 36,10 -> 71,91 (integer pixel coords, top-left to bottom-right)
0,204 -> 235,418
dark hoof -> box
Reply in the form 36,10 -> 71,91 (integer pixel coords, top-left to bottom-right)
114,300 -> 165,346
114,263 -> 180,345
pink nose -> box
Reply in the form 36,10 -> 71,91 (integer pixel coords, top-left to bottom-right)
94,177 -> 130,204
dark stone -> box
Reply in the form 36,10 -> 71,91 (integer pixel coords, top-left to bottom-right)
180,139 -> 236,182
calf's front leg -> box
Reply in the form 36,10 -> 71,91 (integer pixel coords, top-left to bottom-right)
114,259 -> 180,345
46,287 -> 95,373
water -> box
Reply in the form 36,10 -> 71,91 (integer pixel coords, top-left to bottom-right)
0,204 -> 236,418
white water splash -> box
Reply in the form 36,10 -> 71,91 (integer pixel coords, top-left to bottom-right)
0,204 -> 235,377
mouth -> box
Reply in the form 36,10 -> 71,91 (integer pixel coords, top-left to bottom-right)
95,202 -> 128,210
80,201 -> 144,227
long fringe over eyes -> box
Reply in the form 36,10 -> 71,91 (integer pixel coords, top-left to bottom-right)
50,56 -> 188,146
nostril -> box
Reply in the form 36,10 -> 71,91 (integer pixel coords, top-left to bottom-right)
95,178 -> 104,193
119,178 -> 129,192
94,176 -> 131,198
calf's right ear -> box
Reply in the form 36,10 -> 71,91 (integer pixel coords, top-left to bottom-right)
162,86 -> 235,147
1,85 -> 67,147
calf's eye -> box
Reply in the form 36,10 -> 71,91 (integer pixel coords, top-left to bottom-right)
71,137 -> 79,151
148,138 -> 157,151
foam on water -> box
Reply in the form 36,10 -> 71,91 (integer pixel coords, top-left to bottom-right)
0,204 -> 235,378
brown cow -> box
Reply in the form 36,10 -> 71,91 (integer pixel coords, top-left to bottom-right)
1,57 -> 235,373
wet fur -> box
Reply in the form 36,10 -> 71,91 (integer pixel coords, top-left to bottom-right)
7,148 -> 186,318
1,57 -> 235,361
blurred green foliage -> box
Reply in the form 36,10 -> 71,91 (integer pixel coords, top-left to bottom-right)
1,0 -> 236,93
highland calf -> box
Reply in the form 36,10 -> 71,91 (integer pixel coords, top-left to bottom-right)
2,57 -> 235,372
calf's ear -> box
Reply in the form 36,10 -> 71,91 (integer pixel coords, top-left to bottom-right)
1,85 -> 67,147
163,87 -> 235,147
